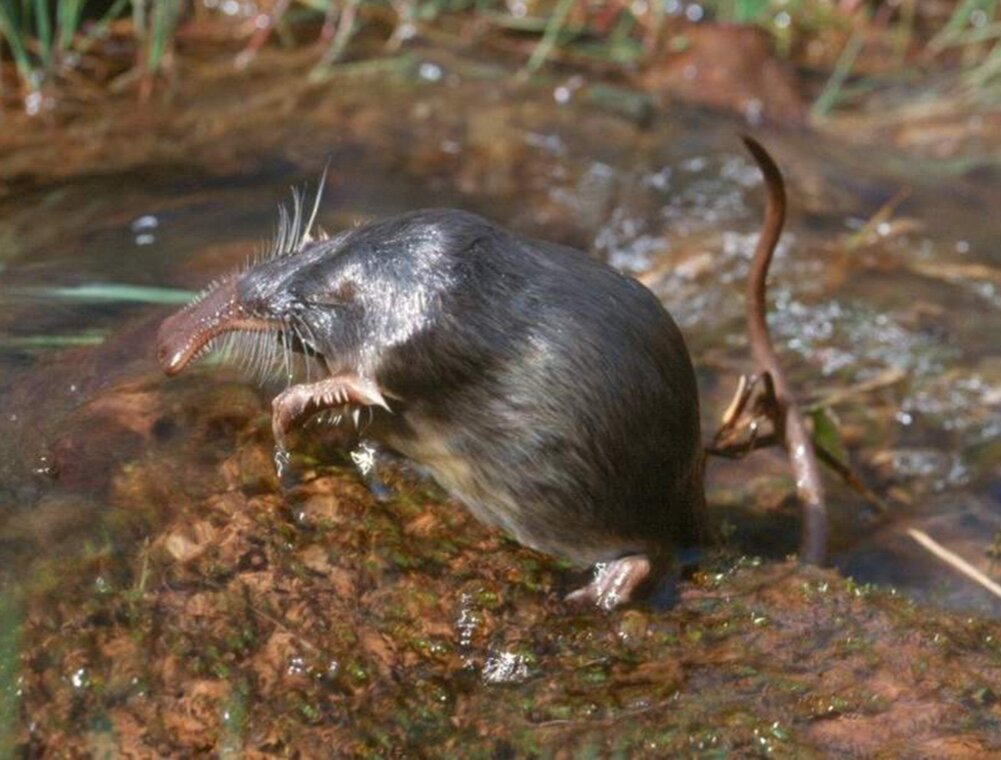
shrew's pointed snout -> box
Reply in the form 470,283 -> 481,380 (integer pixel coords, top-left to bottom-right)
156,276 -> 262,375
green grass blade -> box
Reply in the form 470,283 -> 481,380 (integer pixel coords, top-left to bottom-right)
76,0 -> 130,53
811,30 -> 864,118
319,0 -> 360,66
937,21 -> 1001,49
31,0 -> 51,68
133,0 -> 146,40
927,0 -> 994,53
8,283 -> 195,304
57,0 -> 86,52
0,1 -> 36,84
964,45 -> 1001,89
147,0 -> 182,73
0,331 -> 108,349
523,0 -> 575,74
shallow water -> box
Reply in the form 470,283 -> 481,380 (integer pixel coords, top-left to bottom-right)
0,51 -> 999,624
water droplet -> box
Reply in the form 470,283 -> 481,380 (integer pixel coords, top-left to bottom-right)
131,215 -> 159,232
24,91 -> 45,117
70,668 -> 88,689
455,593 -> 479,654
274,446 -> 291,477
482,651 -> 530,684
350,442 -> 377,475
287,655 -> 307,676
418,62 -> 443,82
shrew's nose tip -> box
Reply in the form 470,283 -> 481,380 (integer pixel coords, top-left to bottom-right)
155,339 -> 183,375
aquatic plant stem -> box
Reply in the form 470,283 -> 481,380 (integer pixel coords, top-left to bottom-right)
236,0 -> 292,70
926,0 -> 996,54
811,30 -> 864,119
320,0 -> 361,66
76,0 -> 130,54
0,2 -> 35,85
147,0 -> 181,74
523,0 -> 575,75
32,0 -> 52,70
57,0 -> 86,53
742,136 -> 828,565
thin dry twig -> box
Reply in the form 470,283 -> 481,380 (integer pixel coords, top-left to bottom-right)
235,0 -> 292,70
909,260 -> 1001,287
907,528 -> 1001,601
807,367 -> 907,411
843,187 -> 912,251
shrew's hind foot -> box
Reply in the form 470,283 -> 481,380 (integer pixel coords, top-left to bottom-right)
565,555 -> 653,611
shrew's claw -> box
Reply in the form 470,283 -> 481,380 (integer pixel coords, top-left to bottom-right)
269,373 -> 391,464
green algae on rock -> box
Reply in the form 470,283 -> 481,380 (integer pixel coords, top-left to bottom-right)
8,419 -> 1001,754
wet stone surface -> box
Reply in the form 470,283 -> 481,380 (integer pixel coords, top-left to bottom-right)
9,382 -> 1001,754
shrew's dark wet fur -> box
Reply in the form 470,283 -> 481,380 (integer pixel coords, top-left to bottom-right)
371,211 -> 705,562
245,210 -> 702,562
159,196 -> 710,608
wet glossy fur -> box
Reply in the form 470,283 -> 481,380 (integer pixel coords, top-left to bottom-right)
232,209 -> 705,566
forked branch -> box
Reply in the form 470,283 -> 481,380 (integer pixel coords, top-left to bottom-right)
707,138 -> 829,565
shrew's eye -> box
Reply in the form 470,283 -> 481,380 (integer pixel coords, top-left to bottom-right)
304,280 -> 357,307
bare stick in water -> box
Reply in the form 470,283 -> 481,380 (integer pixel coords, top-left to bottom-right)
742,136 -> 828,565
907,528 -> 1001,601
